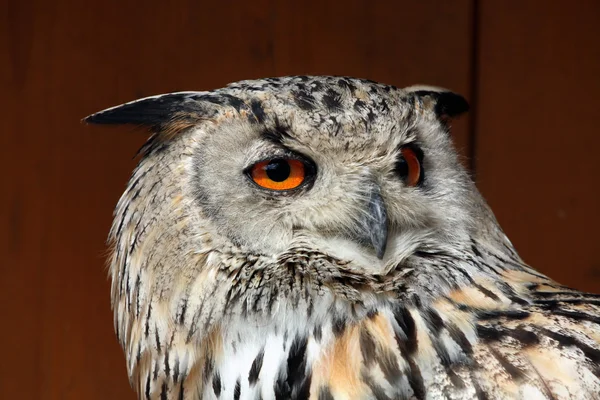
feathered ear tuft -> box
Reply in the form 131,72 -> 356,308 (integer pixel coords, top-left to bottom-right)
404,85 -> 469,121
83,92 -> 216,132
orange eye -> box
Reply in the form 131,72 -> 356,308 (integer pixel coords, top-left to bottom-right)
396,146 -> 422,187
250,158 -> 307,191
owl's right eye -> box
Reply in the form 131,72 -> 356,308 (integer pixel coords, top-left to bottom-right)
248,158 -> 310,191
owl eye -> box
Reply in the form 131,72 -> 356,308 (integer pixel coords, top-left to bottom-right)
395,146 -> 423,187
249,158 -> 307,191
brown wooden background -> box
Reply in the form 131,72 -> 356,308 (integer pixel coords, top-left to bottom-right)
2,1 -> 599,398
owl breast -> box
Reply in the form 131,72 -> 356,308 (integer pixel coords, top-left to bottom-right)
174,279 -> 600,400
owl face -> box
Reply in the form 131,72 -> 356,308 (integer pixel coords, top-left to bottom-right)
89,76 -> 474,277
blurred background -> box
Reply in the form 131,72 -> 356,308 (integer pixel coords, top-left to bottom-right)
1,0 -> 599,398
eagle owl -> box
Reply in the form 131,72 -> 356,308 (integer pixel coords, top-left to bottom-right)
86,76 -> 600,400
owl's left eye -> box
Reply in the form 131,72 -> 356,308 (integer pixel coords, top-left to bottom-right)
249,158 -> 310,191
395,145 -> 424,187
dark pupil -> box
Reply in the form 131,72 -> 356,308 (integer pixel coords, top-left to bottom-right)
266,159 -> 291,182
395,158 -> 409,178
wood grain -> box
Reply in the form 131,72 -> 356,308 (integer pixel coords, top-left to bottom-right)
474,0 -> 600,293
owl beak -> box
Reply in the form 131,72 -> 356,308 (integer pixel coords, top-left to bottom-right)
362,188 -> 389,259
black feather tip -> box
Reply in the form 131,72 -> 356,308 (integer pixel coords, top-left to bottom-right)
83,92 -> 209,127
413,90 -> 469,119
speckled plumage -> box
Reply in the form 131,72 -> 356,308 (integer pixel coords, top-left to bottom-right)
86,76 -> 600,400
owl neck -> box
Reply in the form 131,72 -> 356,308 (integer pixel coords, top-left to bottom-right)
214,219 -> 532,323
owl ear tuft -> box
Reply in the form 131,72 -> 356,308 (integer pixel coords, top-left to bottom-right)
404,85 -> 469,121
83,92 -> 216,132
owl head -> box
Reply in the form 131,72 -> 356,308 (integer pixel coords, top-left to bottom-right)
87,75 -> 493,267
86,77 -> 512,363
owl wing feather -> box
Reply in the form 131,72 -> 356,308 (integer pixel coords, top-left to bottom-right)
308,272 -> 600,400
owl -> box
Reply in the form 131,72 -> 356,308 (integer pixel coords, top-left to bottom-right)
85,76 -> 600,400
